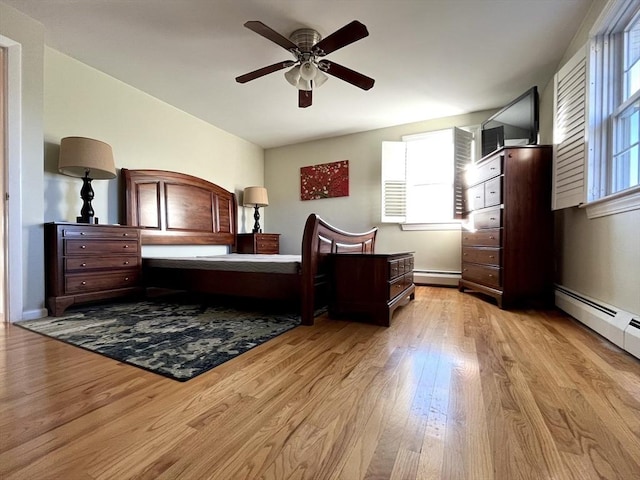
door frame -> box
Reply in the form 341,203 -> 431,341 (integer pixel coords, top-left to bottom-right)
1,34 -> 24,323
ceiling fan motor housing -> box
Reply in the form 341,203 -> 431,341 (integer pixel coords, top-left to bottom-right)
289,28 -> 322,53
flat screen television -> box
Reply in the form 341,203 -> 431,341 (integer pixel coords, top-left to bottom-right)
481,86 -> 539,157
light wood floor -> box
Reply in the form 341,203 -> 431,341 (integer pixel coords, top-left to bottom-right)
1,286 -> 639,480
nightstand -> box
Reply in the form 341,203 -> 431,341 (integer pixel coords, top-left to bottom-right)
328,252 -> 415,326
45,222 -> 144,316
236,233 -> 280,254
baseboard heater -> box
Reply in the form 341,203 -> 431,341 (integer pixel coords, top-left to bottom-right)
413,270 -> 461,287
555,285 -> 640,359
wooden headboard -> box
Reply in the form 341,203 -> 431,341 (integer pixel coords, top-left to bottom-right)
121,168 -> 237,245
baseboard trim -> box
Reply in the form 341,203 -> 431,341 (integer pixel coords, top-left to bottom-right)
20,308 -> 49,322
414,271 -> 461,287
555,285 -> 639,359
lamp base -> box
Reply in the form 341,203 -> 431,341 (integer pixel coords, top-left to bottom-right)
77,216 -> 99,224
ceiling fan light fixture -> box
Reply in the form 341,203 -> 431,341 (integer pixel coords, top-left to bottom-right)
284,65 -> 301,86
299,61 -> 318,81
297,78 -> 312,91
313,70 -> 328,88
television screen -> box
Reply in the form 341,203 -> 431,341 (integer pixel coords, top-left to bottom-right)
481,86 -> 539,157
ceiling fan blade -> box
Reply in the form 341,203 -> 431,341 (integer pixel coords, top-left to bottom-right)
299,90 -> 312,108
236,60 -> 296,83
244,21 -> 299,52
313,20 -> 369,56
318,60 -> 375,90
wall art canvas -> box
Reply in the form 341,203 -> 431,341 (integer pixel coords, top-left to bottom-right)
300,160 -> 349,201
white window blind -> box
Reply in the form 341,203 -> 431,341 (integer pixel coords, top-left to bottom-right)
553,45 -> 587,210
381,127 -> 472,223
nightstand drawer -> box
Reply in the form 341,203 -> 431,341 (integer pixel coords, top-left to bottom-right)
65,271 -> 141,294
236,233 -> 280,254
64,239 -> 139,255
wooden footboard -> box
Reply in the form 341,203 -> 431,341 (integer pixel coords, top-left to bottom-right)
300,214 -> 376,325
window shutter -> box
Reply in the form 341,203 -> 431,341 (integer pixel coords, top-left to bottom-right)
553,45 -> 587,210
453,127 -> 473,219
381,141 -> 406,222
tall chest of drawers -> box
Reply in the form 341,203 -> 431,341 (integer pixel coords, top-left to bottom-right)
45,223 -> 144,316
458,146 -> 553,308
329,252 -> 415,326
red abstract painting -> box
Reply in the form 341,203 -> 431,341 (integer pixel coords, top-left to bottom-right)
300,160 -> 349,201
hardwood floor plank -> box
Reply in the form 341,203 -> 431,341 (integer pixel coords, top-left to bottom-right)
1,287 -> 639,480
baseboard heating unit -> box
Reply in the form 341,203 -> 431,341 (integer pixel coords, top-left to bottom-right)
413,270 -> 461,287
555,285 -> 640,359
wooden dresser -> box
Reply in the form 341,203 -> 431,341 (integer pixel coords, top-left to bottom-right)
45,222 -> 143,316
236,233 -> 280,254
458,145 -> 553,308
329,252 -> 415,326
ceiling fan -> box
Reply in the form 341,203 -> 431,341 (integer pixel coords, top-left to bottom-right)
235,20 -> 375,108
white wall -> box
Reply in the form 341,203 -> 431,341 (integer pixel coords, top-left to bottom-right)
264,111 -> 492,276
43,48 -> 265,258
0,2 -> 45,320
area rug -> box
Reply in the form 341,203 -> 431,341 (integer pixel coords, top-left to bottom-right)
16,295 -> 301,381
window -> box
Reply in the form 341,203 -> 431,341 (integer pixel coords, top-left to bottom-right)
381,127 -> 473,228
586,0 -> 640,216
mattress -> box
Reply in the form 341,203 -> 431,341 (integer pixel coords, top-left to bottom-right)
144,254 -> 302,274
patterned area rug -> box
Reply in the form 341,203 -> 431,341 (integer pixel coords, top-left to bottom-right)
17,295 -> 301,381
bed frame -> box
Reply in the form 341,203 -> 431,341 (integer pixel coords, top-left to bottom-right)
121,169 -> 377,325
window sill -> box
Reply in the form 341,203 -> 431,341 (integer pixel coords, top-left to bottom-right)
400,222 -> 462,231
582,186 -> 640,219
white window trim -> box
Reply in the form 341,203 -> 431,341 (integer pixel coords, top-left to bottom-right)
400,222 -> 462,231
582,184 -> 640,218
582,0 -> 640,218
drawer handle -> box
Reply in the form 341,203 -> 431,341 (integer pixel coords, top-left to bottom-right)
81,263 -> 87,267
81,281 -> 86,285
123,245 -> 129,249
489,191 -> 496,194
475,195 -> 481,199
489,236 -> 495,240
123,233 -> 128,237
463,253 -> 468,256
489,255 -> 495,259
490,217 -> 496,221
488,274 -> 494,278
123,261 -> 129,265
124,277 -> 129,281
80,245 -> 86,249
80,232 -> 85,235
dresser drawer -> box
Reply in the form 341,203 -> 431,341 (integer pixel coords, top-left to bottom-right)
65,256 -> 141,273
466,184 -> 485,211
65,271 -> 142,294
462,263 -> 501,289
462,228 -> 501,247
62,226 -> 139,239
388,272 -> 413,300
475,154 -> 503,183
462,247 -> 501,266
484,177 -> 502,207
389,256 -> 414,279
472,208 -> 501,229
64,239 -> 139,256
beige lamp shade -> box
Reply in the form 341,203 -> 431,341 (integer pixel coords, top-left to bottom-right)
243,186 -> 269,207
58,136 -> 116,179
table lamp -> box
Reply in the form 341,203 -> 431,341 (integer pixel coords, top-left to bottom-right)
243,186 -> 269,233
58,136 -> 116,224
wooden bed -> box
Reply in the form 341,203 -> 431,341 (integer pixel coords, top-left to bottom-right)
121,169 -> 377,325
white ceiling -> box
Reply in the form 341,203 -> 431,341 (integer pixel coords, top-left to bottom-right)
4,0 -> 594,148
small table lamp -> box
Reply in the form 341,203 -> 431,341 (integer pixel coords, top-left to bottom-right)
58,136 -> 117,224
243,186 -> 269,233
